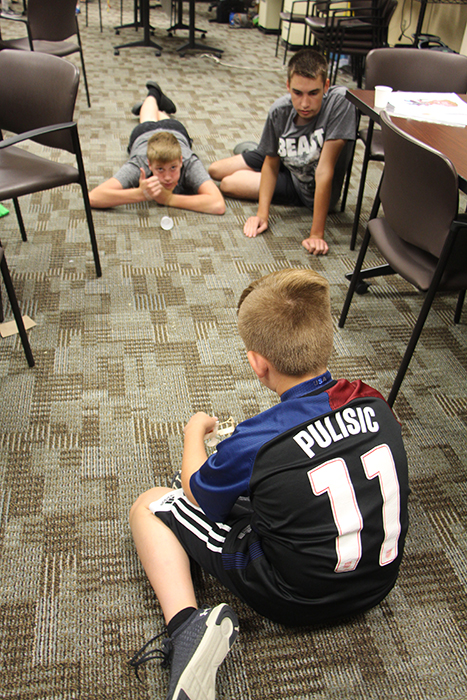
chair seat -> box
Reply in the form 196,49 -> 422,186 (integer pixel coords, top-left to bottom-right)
0,146 -> 79,199
279,11 -> 308,23
0,37 -> 80,57
369,217 -> 467,292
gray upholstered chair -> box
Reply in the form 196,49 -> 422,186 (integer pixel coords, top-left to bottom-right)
344,47 -> 467,248
0,50 -> 101,278
0,0 -> 91,107
339,110 -> 467,406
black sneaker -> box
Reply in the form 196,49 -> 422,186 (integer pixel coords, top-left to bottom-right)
146,80 -> 177,114
233,141 -> 258,155
131,82 -> 177,117
130,604 -> 239,700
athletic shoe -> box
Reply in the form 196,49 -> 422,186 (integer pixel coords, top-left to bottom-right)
130,604 -> 239,700
167,605 -> 238,700
170,470 -> 182,489
233,141 -> 258,155
131,82 -> 177,116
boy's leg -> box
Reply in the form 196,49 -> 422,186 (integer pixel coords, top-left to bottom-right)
129,486 -> 197,624
209,154 -> 262,200
132,80 -> 177,118
129,487 -> 239,700
139,95 -> 170,126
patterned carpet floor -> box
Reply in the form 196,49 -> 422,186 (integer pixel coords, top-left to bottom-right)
0,3 -> 466,699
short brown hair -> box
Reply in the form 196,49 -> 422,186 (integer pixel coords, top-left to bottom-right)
287,49 -> 328,85
237,268 -> 333,377
147,131 -> 182,164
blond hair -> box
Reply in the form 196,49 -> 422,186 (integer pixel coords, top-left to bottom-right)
237,268 -> 333,377
147,131 -> 182,164
287,49 -> 328,85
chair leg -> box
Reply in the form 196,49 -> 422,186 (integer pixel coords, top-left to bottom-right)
338,225 -> 372,328
350,120 -> 375,250
283,19 -> 292,66
13,199 -> 27,242
76,21 -> 91,108
275,17 -> 282,57
340,139 -> 356,212
0,248 -> 35,367
454,289 -> 465,324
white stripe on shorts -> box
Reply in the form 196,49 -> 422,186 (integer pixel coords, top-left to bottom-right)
149,489 -> 231,554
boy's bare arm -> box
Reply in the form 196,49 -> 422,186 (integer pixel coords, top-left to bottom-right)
89,176 -> 149,208
158,180 -> 226,216
244,155 -> 280,237
302,139 -> 346,256
181,412 -> 218,505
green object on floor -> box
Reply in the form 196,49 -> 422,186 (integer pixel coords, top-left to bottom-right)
0,204 -> 9,217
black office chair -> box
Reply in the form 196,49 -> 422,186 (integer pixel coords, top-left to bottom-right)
339,110 -> 467,407
344,47 -> 467,248
0,50 -> 101,278
275,0 -> 312,66
0,0 -> 91,107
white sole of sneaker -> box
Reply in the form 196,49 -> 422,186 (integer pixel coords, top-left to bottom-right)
171,604 -> 239,700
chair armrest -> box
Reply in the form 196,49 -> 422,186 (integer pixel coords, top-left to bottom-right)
0,12 -> 28,25
0,122 -> 76,149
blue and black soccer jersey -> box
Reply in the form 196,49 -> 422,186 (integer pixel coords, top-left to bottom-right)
189,373 -> 409,624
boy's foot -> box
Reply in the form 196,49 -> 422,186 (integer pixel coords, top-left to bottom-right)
131,81 -> 177,117
167,604 -> 239,700
130,604 -> 239,700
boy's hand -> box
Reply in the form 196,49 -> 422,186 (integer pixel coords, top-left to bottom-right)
139,168 -> 173,205
184,412 -> 218,438
244,215 -> 268,238
302,236 -> 329,256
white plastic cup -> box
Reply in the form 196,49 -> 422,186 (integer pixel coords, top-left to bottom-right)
374,85 -> 393,109
160,216 -> 174,230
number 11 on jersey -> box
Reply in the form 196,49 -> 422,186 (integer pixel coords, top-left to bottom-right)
308,443 -> 401,573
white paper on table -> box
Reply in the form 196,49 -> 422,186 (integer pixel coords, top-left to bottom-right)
385,92 -> 467,127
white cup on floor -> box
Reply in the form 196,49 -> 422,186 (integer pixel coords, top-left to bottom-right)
374,85 -> 393,109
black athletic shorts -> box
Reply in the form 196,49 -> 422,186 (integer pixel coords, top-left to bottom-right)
242,149 -> 303,207
128,119 -> 193,153
149,489 -> 372,626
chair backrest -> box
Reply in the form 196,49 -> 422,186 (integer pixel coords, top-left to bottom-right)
379,110 -> 458,260
27,0 -> 78,42
0,50 -> 79,153
365,47 -> 467,92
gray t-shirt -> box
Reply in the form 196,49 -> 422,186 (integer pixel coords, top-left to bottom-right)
258,86 -> 357,210
113,128 -> 210,194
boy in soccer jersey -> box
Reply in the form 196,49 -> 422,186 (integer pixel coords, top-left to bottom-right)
129,268 -> 409,700
89,81 -> 225,215
209,49 -> 357,255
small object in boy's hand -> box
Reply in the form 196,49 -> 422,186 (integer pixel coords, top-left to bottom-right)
205,417 -> 236,447
0,204 -> 9,218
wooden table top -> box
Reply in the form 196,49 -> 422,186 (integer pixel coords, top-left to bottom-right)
347,89 -> 467,189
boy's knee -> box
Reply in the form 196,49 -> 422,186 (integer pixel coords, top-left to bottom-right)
208,161 -> 222,180
129,486 -> 171,523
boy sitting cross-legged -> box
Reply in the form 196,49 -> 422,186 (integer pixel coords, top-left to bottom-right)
129,268 -> 409,699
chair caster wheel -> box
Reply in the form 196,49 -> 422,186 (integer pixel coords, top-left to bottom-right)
114,49 -> 120,55
180,52 -> 185,57
168,31 -> 173,37
201,32 -> 206,38
116,29 -> 120,35
155,50 -> 161,56
356,281 -> 370,295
